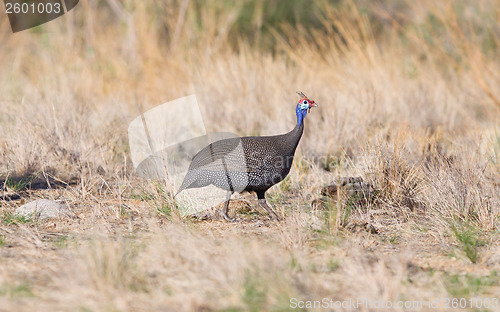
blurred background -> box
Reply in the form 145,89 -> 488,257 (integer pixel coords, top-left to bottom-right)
1,0 -> 499,177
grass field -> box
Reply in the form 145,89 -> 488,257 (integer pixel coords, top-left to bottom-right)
1,0 -> 500,311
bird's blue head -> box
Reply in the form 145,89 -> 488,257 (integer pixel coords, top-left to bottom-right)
296,91 -> 318,127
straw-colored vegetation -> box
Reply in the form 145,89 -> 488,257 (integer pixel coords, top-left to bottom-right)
1,0 -> 499,311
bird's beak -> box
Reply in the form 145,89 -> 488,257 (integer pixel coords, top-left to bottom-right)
308,101 -> 317,113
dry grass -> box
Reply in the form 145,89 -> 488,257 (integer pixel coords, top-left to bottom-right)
1,0 -> 500,311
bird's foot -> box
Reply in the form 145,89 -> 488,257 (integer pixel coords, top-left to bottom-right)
223,214 -> 240,222
258,199 -> 282,222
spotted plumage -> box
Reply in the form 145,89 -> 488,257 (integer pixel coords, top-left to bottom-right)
176,91 -> 318,221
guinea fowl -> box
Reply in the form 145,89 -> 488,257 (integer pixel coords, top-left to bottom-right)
176,91 -> 318,221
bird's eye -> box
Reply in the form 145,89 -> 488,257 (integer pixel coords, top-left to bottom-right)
302,100 -> 308,105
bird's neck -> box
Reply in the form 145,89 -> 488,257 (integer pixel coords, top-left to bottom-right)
296,111 -> 306,127
285,119 -> 304,153
293,121 -> 304,138
293,110 -> 306,140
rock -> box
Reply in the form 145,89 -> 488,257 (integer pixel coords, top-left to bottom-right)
15,199 -> 74,220
322,177 -> 375,202
313,177 -> 376,210
321,184 -> 338,197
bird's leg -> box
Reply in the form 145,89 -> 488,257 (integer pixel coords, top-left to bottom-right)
256,191 -> 281,221
222,191 -> 235,222
258,199 -> 281,221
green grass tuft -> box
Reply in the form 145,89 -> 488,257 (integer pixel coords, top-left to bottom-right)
2,211 -> 33,225
450,222 -> 485,264
444,272 -> 498,297
242,270 -> 267,312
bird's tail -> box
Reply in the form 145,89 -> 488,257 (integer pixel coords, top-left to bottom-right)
174,176 -> 192,198
173,185 -> 184,198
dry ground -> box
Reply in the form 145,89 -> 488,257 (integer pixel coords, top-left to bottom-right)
1,0 -> 500,311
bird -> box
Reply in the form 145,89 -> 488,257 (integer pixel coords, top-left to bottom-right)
175,91 -> 318,221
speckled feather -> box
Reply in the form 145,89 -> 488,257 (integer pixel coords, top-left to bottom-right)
176,122 -> 304,194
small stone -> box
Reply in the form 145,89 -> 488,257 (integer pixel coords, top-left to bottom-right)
15,199 -> 74,220
321,183 -> 338,197
316,177 -> 375,208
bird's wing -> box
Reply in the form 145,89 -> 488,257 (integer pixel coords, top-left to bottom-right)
188,137 -> 252,173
